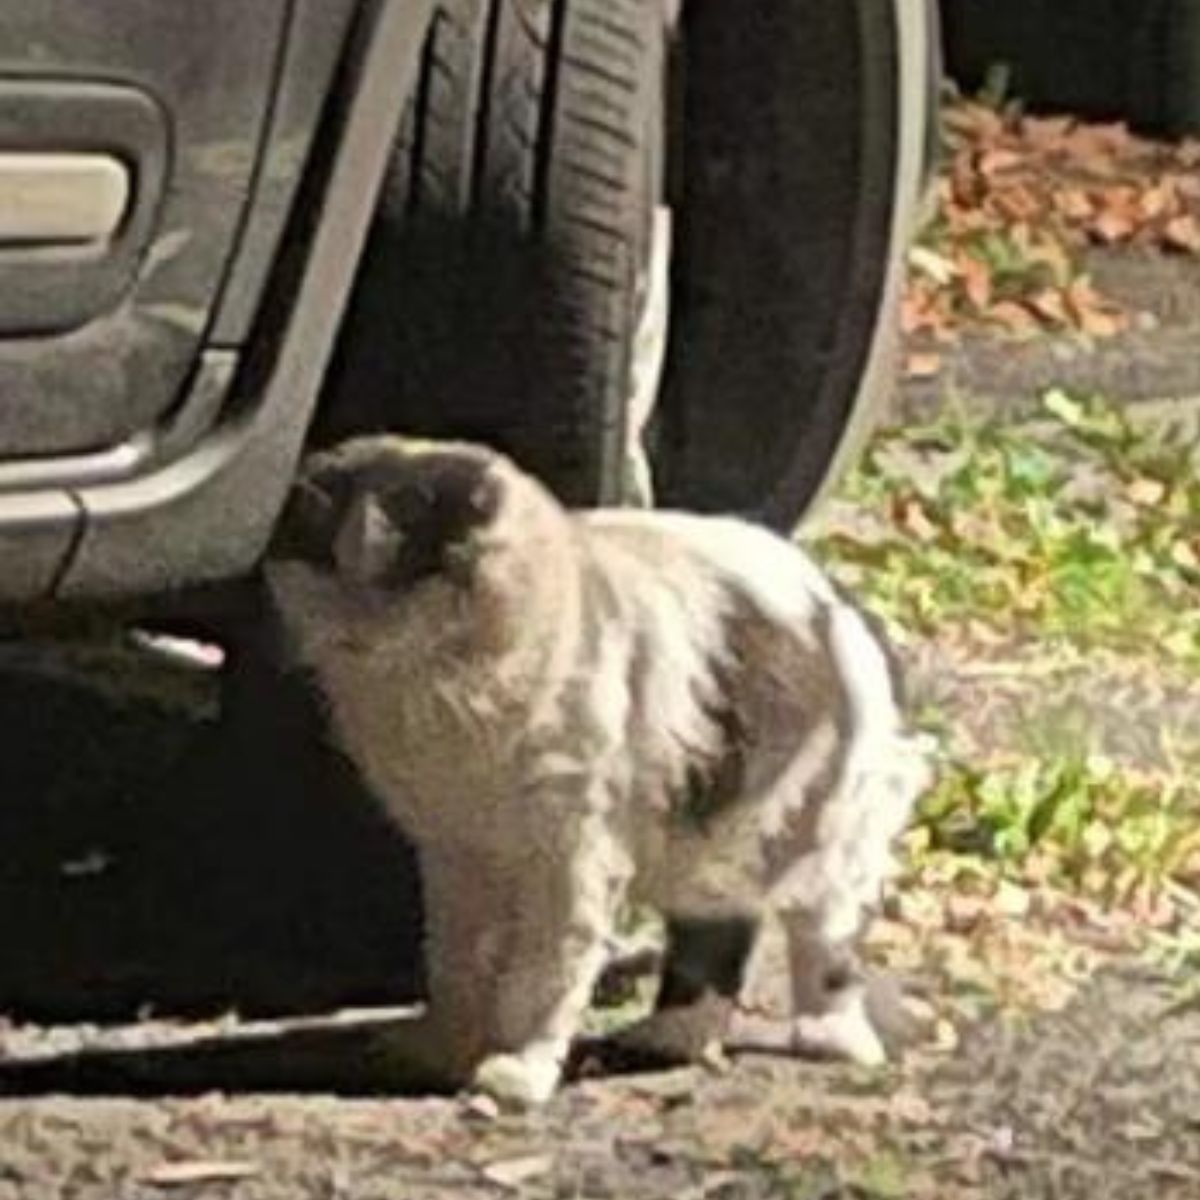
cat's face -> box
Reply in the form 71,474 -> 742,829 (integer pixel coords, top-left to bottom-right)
266,437 -> 565,660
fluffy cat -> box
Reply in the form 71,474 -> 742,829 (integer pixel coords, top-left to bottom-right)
265,436 -> 931,1105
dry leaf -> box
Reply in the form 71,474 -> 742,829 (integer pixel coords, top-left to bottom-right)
995,881 -> 1032,919
1091,208 -> 1136,244
957,252 -> 992,311
892,494 -> 939,542
1138,179 -> 1176,220
141,1160 -> 260,1188
1076,305 -> 1126,339
479,1154 -> 554,1190
1163,214 -> 1200,254
909,245 -> 958,285
1066,277 -> 1127,338
1026,288 -> 1069,326
987,300 -> 1039,337
1125,477 -> 1167,507
1171,540 -> 1200,571
463,1093 -> 501,1121
978,148 -> 1022,177
1054,188 -> 1094,221
1176,172 -> 1200,201
899,100 -> 1195,340
901,282 -> 956,341
1024,237 -> 1073,286
904,351 -> 943,379
1022,114 -> 1075,149
1176,138 -> 1200,169
933,1019 -> 960,1053
1064,121 -> 1130,174
943,102 -> 1004,144
992,183 -> 1040,224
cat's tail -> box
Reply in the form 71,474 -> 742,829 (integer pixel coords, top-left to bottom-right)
814,598 -> 935,944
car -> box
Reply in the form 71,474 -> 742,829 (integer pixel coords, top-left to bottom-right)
0,0 -> 939,633
939,0 -> 1200,138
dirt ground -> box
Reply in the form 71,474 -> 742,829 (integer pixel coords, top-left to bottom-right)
0,963 -> 1195,1200
2,221 -> 1199,1196
0,602 -> 1198,1198
897,244 -> 1200,425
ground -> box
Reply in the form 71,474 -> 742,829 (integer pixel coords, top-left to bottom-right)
1,100 -> 1200,1197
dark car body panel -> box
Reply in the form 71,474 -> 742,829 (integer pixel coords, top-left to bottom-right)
0,0 -> 291,456
0,0 -> 401,605
0,0 -> 937,610
57,0 -> 437,602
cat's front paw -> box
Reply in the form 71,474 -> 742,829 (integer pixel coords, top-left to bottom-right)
471,1051 -> 562,1108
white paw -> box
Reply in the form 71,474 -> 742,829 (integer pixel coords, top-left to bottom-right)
792,1006 -> 888,1068
471,1051 -> 562,1108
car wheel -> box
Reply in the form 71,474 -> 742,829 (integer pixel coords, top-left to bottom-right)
652,1 -> 932,530
318,0 -> 670,508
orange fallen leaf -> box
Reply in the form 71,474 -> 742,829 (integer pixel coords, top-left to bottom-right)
1091,208 -> 1136,244
957,252 -> 992,311
891,494 -> 939,542
1077,304 -> 1126,338
904,351 -> 943,379
1175,173 -> 1200,201
1163,213 -> 1200,254
1138,179 -> 1176,221
993,182 -> 1042,223
1065,276 -> 1126,337
943,102 -> 1005,144
1022,114 -> 1076,149
987,300 -> 1040,337
978,148 -> 1023,178
950,150 -> 983,207
1064,121 -> 1131,174
1054,188 -> 1094,221
902,350 -> 940,379
1026,287 -> 1069,326
900,289 -> 936,336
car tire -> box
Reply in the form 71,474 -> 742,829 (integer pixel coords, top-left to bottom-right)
319,0 -> 667,507
652,1 -> 932,530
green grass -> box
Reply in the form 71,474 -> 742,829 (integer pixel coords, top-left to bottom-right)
813,390 -> 1200,913
815,389 -> 1200,672
910,754 -> 1200,907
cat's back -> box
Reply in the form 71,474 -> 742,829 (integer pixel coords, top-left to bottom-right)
579,506 -> 907,753
578,508 -> 835,626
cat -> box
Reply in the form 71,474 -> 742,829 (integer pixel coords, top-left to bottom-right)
265,436 -> 932,1105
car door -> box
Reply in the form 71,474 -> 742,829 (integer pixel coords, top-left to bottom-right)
0,0 -> 292,459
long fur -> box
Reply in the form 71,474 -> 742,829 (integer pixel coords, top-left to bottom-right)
266,438 -> 931,1104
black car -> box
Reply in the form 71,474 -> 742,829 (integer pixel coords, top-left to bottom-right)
0,0 -> 938,618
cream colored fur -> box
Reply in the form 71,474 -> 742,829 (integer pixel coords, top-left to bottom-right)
266,438 -> 931,1105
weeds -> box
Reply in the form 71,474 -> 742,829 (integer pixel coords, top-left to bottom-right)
816,390 -> 1200,673
814,390 -> 1200,919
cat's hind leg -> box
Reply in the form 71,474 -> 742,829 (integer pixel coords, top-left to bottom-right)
588,910 -> 763,1070
730,731 -> 932,1067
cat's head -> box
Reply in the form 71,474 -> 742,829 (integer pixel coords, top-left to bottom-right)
265,437 -> 571,660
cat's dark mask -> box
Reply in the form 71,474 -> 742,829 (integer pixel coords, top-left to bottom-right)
270,441 -> 502,591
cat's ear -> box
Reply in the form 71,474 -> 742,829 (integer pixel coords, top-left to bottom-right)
268,459 -> 355,566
